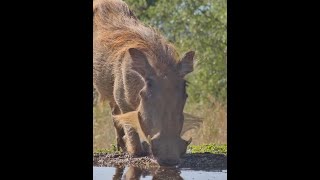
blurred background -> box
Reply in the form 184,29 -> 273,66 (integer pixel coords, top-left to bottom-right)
93,0 -> 227,151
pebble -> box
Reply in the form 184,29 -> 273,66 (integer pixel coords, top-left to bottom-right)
93,152 -> 227,170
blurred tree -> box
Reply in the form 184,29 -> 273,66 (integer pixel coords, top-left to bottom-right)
125,0 -> 227,104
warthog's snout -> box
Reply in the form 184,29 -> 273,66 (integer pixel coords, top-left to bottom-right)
148,133 -> 192,167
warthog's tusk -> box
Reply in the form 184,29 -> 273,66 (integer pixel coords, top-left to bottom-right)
147,135 -> 151,144
187,137 -> 192,145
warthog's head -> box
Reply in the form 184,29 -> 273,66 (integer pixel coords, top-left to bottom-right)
128,48 -> 195,166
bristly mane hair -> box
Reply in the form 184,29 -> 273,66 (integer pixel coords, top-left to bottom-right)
93,0 -> 180,68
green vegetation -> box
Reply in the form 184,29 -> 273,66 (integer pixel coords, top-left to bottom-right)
95,144 -> 120,153
188,144 -> 227,155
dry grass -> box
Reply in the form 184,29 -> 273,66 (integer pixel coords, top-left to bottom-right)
182,99 -> 227,145
93,99 -> 227,151
93,103 -> 116,151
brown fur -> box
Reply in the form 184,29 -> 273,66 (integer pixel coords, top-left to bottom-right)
93,0 -> 196,166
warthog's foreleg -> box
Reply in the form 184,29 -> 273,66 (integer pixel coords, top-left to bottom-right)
141,141 -> 151,155
113,121 -> 127,152
123,125 -> 147,157
109,102 -> 127,152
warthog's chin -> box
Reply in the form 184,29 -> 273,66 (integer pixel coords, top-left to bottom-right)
155,157 -> 180,167
149,153 -> 180,166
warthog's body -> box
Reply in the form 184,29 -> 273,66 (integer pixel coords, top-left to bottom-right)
93,0 -> 195,166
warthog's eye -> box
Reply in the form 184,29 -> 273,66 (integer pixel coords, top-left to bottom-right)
145,78 -> 153,88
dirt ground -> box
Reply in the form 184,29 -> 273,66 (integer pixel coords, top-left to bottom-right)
93,152 -> 227,170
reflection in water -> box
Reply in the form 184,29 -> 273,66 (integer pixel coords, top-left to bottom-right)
123,167 -> 143,179
113,166 -> 183,180
152,167 -> 183,180
113,167 -> 124,180
94,166 -> 227,180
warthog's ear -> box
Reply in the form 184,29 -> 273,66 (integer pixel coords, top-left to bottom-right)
128,48 -> 151,78
178,51 -> 195,77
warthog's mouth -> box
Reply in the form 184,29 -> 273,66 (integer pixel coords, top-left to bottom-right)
153,157 -> 180,167
149,153 -> 181,167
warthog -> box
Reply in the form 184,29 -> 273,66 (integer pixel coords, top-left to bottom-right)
93,0 -> 196,166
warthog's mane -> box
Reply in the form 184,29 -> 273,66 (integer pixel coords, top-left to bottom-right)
94,0 -> 180,70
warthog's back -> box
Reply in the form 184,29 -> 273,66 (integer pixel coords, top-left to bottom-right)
93,0 -> 180,112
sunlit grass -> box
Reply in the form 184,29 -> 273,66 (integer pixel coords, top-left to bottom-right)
188,144 -> 227,155
182,98 -> 227,145
93,103 -> 116,150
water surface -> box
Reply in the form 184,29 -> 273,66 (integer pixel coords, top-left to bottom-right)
93,166 -> 227,180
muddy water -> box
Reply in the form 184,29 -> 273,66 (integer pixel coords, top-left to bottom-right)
93,166 -> 227,180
